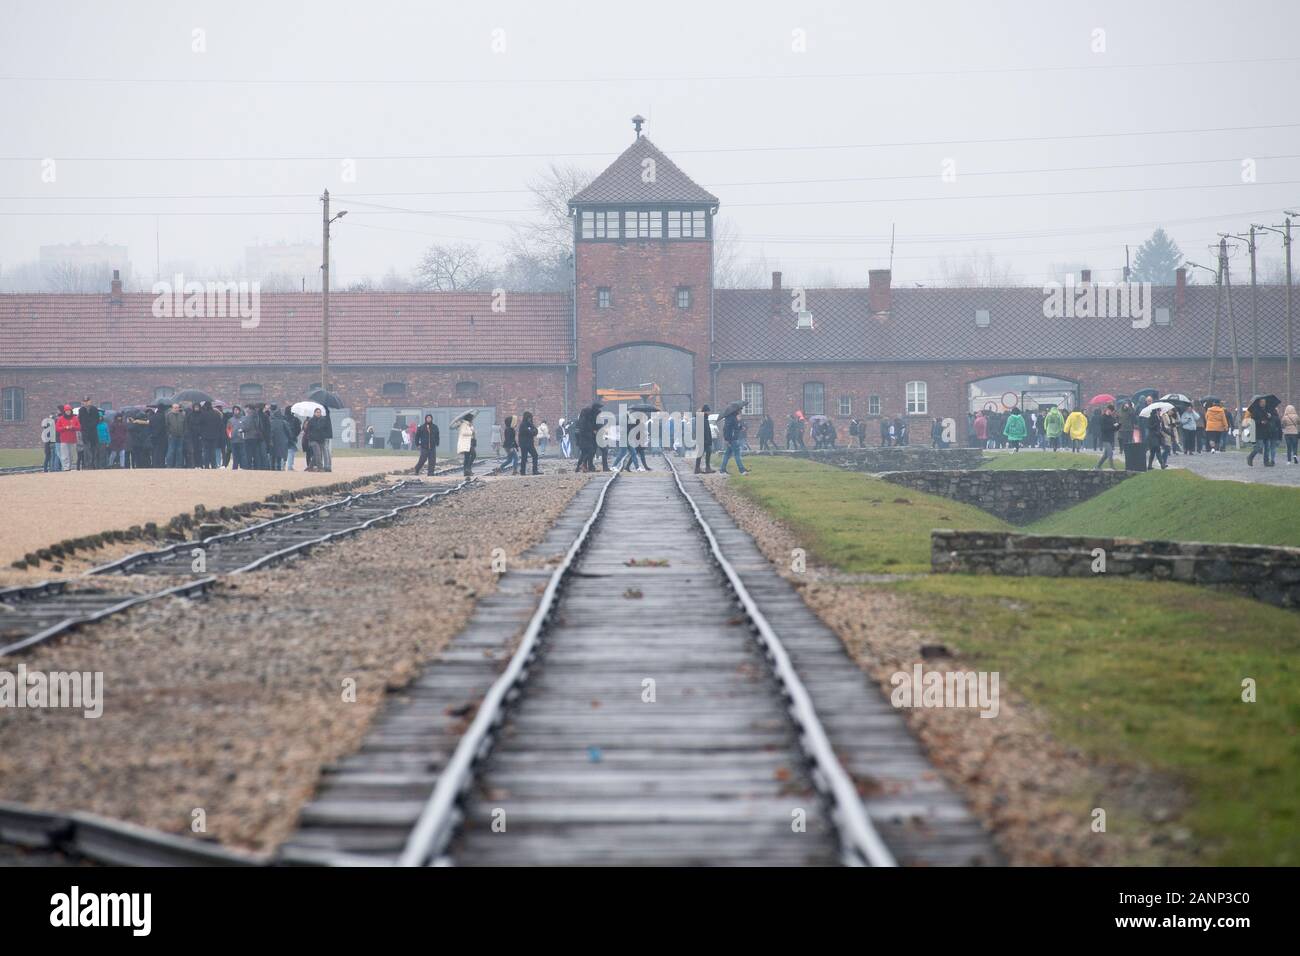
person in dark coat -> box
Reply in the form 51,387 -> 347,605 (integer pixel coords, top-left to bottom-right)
414,414 -> 439,476
497,416 -> 519,474
757,414 -> 775,451
270,408 -> 294,471
694,404 -> 714,474
126,408 -> 152,468
574,405 -> 595,472
516,411 -> 539,475
77,398 -> 101,469
305,408 -> 332,471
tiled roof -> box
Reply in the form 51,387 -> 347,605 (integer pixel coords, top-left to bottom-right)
714,283 -> 1295,363
0,292 -> 572,367
570,136 -> 719,206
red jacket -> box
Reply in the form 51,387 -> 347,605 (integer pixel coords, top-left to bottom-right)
55,413 -> 80,443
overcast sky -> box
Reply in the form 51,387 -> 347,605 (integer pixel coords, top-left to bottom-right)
2,0 -> 1298,289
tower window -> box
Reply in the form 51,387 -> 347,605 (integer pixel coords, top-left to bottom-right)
597,287 -> 611,309
626,210 -> 663,239
676,287 -> 691,310
667,210 -> 707,238
581,210 -> 620,239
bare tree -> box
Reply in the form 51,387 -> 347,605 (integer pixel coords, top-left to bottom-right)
414,243 -> 494,291
930,250 -> 1014,287
712,217 -> 776,289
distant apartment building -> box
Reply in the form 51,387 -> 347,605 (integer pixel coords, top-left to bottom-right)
245,243 -> 332,291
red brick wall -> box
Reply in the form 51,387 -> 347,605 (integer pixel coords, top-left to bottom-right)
717,359 -> 1292,444
575,239 -> 712,407
0,365 -> 569,448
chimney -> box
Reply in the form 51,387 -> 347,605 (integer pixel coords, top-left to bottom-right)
770,271 -> 783,317
110,269 -> 123,295
868,269 -> 892,316
771,271 -> 782,291
1175,266 -> 1186,316
1080,269 -> 1091,285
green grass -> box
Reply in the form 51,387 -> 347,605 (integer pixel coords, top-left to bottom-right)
1029,469 -> 1300,548
731,455 -> 1300,864
0,449 -> 43,468
728,457 -> 1007,573
896,574 -> 1300,865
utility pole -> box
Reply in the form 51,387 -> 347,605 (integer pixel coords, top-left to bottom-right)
1248,225 -> 1259,396
1187,255 -> 1222,396
321,189 -> 331,393
1221,237 -> 1244,447
1256,215 -> 1295,406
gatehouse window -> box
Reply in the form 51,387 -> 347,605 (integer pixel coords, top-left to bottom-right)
742,382 -> 764,417
154,386 -> 175,402
905,381 -> 927,414
2,386 -> 24,422
868,394 -> 881,415
581,210 -> 621,240
667,210 -> 707,239
625,210 -> 663,239
802,382 -> 825,416
676,287 -> 691,310
239,383 -> 264,401
455,381 -> 480,398
838,395 -> 852,416
382,382 -> 407,397
597,287 -> 611,309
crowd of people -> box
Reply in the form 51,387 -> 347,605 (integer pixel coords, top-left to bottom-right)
40,398 -> 338,473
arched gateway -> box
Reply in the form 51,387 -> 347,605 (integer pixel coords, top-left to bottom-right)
593,342 -> 695,412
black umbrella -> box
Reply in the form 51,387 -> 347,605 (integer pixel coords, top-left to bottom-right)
1159,393 -> 1192,408
721,400 -> 746,417
1132,387 -> 1161,405
307,388 -> 344,409
172,388 -> 213,404
1247,393 -> 1280,414
1199,395 -> 1223,406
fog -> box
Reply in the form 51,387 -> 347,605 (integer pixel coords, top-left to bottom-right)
1,0 -> 1298,290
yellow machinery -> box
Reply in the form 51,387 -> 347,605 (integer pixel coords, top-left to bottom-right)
596,383 -> 662,409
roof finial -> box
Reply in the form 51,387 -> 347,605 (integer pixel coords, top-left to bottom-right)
632,114 -> 645,138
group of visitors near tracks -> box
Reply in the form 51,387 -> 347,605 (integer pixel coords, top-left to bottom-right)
971,392 -> 1298,469
40,397 -> 339,473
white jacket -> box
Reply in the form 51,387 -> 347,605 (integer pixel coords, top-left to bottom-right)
456,422 -> 475,454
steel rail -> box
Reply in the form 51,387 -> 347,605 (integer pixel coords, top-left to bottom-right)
398,464 -> 624,867
0,478 -> 475,657
661,452 -> 898,868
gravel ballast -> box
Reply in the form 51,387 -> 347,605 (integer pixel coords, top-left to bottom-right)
0,472 -> 591,853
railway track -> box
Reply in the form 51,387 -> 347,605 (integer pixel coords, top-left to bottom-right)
0,468 -> 481,657
0,465 -> 43,476
286,453 -> 896,867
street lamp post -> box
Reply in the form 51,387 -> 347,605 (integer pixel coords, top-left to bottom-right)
1186,257 -> 1222,398
1255,215 -> 1295,407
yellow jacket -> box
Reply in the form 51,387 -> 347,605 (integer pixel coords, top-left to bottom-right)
1064,410 -> 1088,440
1204,405 -> 1228,432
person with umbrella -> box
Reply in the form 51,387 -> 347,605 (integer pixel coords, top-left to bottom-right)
1139,402 -> 1176,469
305,407 -> 333,472
453,411 -> 477,477
1094,403 -> 1120,470
413,414 -> 440,476
717,402 -> 749,476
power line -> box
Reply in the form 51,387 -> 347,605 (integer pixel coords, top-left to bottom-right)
5,153 -> 1296,203
3,121 -> 1296,162
2,55 -> 1295,86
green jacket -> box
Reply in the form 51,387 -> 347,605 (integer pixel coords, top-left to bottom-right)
1044,408 -> 1065,437
1003,413 -> 1027,441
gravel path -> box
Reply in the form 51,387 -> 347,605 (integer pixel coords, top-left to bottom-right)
0,458 -> 405,567
701,474 -> 1193,866
0,471 -> 592,853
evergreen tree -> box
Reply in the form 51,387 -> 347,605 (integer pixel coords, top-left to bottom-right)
1130,228 -> 1185,284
